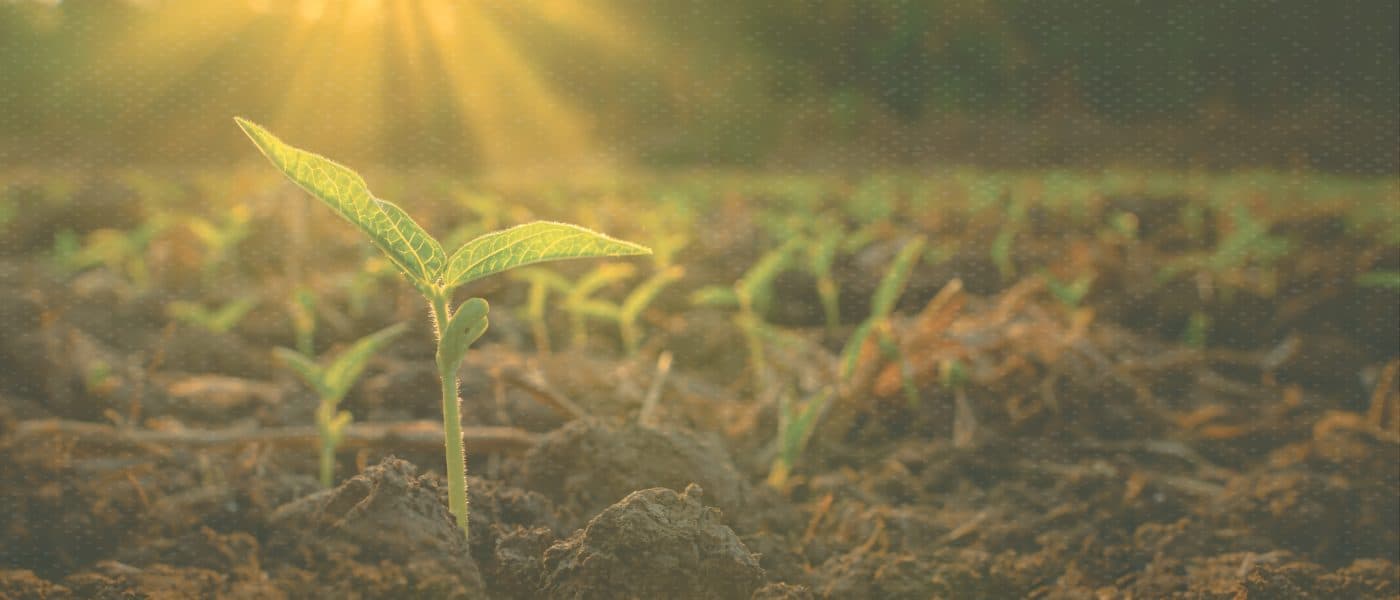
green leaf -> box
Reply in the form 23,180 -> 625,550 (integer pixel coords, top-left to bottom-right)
780,387 -> 832,466
169,298 -> 256,333
570,298 -> 622,321
870,236 -> 926,319
620,265 -> 684,323
737,237 -> 802,311
1043,270 -> 1094,307
442,221 -> 651,289
840,319 -> 877,381
323,322 -> 407,403
437,298 -> 489,374
1356,270 -> 1400,289
808,227 -> 843,275
235,118 -> 446,289
691,285 -> 739,308
209,297 -> 259,333
566,263 -> 638,304
274,347 -> 330,399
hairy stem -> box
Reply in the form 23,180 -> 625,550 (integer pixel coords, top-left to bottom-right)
431,295 -> 470,538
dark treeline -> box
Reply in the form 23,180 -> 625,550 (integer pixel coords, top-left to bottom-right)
1,0 -> 1395,170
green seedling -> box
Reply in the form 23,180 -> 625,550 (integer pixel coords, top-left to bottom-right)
840,236 -> 926,405
693,237 -> 803,388
568,265 -> 686,355
53,215 -> 170,290
236,118 -> 649,539
168,297 -> 258,334
1041,268 -> 1095,309
649,231 -> 691,270
442,190 -> 511,249
289,286 -> 318,356
83,358 -> 117,398
276,323 -> 406,487
342,253 -> 398,319
807,223 -> 845,335
1157,204 -> 1290,302
990,200 -> 1025,281
186,204 -> 251,283
766,386 -> 832,489
510,267 -> 572,354
562,263 -> 637,348
615,265 -> 685,355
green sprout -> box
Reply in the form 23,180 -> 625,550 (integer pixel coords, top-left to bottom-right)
569,264 -> 686,355
840,236 -> 926,405
52,216 -> 170,291
342,254 -> 397,319
1157,204 -> 1290,302
1182,310 -> 1211,349
186,204 -> 251,284
562,263 -> 637,348
1041,268 -> 1095,309
236,118 -> 649,539
276,323 -> 406,487
168,297 -> 258,334
692,237 -> 803,389
509,267 -> 571,354
990,200 -> 1025,282
806,222 -> 845,335
766,386 -> 832,489
288,286 -> 318,356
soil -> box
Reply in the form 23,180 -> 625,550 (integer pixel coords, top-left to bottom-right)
1,176 -> 1398,599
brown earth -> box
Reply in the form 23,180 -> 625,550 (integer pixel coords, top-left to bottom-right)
0,181 -> 1397,599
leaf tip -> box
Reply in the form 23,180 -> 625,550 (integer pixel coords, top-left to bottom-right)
233,117 -> 275,153
233,116 -> 257,135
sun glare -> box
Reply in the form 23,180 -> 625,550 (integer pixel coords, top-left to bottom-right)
116,0 -> 641,170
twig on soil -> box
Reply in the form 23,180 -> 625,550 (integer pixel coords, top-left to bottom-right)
854,517 -> 887,555
939,510 -> 989,545
638,351 -> 673,427
494,364 -> 588,420
14,418 -> 538,454
802,492 -> 835,545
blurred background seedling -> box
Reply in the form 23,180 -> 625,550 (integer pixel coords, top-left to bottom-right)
1041,268 -> 1095,310
510,267 -> 572,354
288,286 -> 318,356
766,386 -> 832,490
693,237 -> 803,390
275,323 -> 406,487
52,215 -> 170,292
566,264 -> 686,355
168,297 -> 257,334
185,204 -> 251,285
840,235 -> 926,406
561,262 -> 638,349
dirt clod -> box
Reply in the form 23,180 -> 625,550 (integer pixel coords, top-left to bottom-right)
523,418 -> 754,529
541,483 -> 765,599
266,457 -> 486,598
